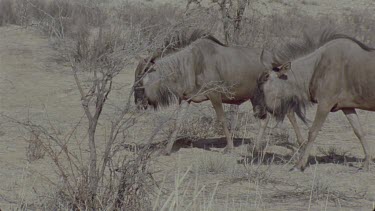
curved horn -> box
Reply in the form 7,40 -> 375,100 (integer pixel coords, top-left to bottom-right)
274,54 -> 282,64
259,49 -> 272,70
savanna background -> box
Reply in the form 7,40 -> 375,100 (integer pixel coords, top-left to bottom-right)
0,0 -> 375,210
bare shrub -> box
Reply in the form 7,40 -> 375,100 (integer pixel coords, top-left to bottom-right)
3,2 -> 173,209
114,1 -> 217,54
114,150 -> 155,210
58,23 -> 153,209
27,0 -> 106,38
175,115 -> 217,141
10,23 -> 157,206
25,129 -> 45,162
341,9 -> 375,45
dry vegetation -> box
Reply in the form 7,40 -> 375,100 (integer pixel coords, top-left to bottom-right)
1,0 -> 375,210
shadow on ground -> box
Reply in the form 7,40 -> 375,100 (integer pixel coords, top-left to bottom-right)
172,137 -> 252,151
125,136 -> 370,168
238,152 -> 366,166
124,137 -> 253,153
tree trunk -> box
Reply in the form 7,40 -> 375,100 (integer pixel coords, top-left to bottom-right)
88,118 -> 98,208
218,0 -> 231,45
229,0 -> 247,133
232,0 -> 247,44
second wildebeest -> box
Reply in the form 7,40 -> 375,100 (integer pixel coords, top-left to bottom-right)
257,29 -> 375,171
134,29 -> 305,154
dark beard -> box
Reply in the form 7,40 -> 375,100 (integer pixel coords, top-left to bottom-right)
266,95 -> 307,123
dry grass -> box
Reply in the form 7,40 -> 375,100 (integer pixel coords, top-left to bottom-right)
1,0 -> 375,210
193,153 -> 237,174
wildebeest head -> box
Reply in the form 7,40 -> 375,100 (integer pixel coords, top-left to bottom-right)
133,56 -> 178,110
256,51 -> 308,123
133,56 -> 155,110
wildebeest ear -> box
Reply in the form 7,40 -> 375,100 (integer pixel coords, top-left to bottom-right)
278,61 -> 291,75
271,62 -> 280,68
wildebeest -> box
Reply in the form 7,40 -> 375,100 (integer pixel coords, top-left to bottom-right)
257,29 -> 375,171
134,30 -> 305,154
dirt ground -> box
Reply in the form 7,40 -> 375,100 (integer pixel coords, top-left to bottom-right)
1,1 -> 375,210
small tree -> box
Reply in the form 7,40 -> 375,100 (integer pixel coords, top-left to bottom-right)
5,1 -> 163,208
65,25 -> 155,209
69,26 -> 120,208
211,0 -> 248,45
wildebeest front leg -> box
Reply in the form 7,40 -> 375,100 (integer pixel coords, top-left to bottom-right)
342,108 -> 371,170
253,114 -> 270,153
292,104 -> 330,171
287,112 -> 305,146
209,94 -> 234,152
164,101 -> 189,155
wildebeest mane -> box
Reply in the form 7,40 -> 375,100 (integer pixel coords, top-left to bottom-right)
150,84 -> 179,109
268,95 -> 308,124
274,28 -> 375,64
150,29 -> 226,61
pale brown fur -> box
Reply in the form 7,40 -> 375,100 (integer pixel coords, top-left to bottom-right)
258,29 -> 375,171
134,30 -> 305,154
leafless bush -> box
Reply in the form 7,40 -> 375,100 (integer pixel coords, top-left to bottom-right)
27,0 -> 106,38
0,0 -> 106,38
341,9 -> 375,45
174,115 -> 217,141
10,26 -> 157,207
51,20 -> 159,209
114,1 -> 218,55
25,129 -> 45,162
2,2 -> 176,209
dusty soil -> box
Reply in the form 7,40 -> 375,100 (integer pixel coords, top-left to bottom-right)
1,1 -> 375,210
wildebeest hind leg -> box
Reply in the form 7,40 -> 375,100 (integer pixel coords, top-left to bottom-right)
208,94 -> 234,152
252,114 -> 270,154
342,108 -> 371,170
